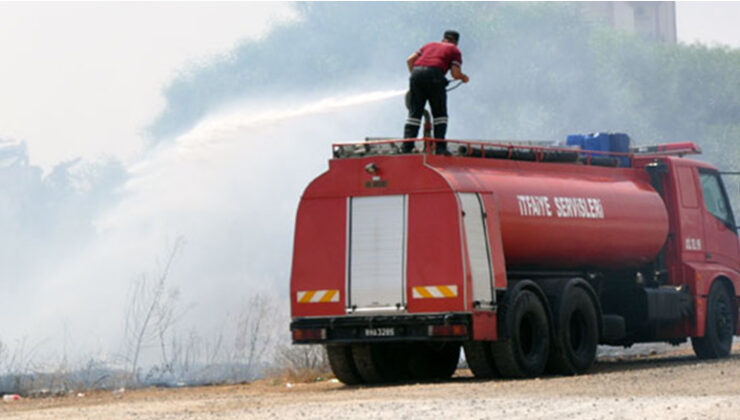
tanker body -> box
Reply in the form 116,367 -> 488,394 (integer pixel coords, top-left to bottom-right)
440,158 -> 669,270
290,136 -> 740,382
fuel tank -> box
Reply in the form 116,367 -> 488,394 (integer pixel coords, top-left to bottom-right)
435,158 -> 669,270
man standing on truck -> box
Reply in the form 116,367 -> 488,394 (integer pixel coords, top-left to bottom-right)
403,30 -> 469,154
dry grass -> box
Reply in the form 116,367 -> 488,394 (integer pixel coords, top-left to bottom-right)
267,344 -> 331,383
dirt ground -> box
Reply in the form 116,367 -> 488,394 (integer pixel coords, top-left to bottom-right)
2,344 -> 740,420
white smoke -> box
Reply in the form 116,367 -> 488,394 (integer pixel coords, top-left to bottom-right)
102,89 -> 406,231
0,88 -> 407,369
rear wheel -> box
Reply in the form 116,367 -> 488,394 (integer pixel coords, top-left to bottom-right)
692,282 -> 735,359
491,289 -> 550,378
407,342 -> 460,381
463,341 -> 500,379
326,344 -> 364,385
547,287 -> 599,375
352,343 -> 410,384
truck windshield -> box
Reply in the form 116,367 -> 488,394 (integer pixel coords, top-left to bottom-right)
721,173 -> 740,228
699,171 -> 735,229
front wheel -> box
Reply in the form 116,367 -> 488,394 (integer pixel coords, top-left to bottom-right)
692,282 -> 735,359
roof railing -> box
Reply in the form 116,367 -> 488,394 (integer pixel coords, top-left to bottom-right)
332,138 -> 701,167
630,142 -> 701,157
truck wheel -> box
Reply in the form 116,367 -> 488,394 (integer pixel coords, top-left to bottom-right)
547,287 -> 599,375
463,341 -> 500,379
326,344 -> 364,385
407,342 -> 460,381
491,289 -> 550,378
352,343 -> 409,383
692,282 -> 735,359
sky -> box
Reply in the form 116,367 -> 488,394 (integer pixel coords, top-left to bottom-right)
677,1 -> 740,47
0,2 -> 296,169
0,2 -> 738,170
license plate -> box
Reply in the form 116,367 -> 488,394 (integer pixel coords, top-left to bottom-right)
364,327 -> 395,337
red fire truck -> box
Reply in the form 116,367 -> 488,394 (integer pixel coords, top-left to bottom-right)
289,135 -> 740,383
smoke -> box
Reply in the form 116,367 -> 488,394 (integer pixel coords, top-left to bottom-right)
99,88 -> 406,326
0,87 -> 407,373
121,88 -> 405,183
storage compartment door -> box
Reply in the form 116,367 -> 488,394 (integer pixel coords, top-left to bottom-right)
459,193 -> 495,308
348,195 -> 406,312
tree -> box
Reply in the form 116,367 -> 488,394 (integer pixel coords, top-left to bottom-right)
226,293 -> 279,382
123,237 -> 186,385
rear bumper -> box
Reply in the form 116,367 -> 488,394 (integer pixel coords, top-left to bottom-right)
291,313 -> 472,344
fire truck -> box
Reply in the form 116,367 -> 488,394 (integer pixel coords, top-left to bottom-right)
289,134 -> 740,383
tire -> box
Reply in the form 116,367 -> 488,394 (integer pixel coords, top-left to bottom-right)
407,342 -> 460,381
491,289 -> 550,378
326,344 -> 364,385
463,341 -> 500,379
547,287 -> 599,375
692,282 -> 735,359
352,343 -> 410,384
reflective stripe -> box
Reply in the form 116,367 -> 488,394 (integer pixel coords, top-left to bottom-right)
405,117 -> 421,126
297,289 -> 340,303
321,289 -> 338,302
451,61 -> 461,67
438,285 -> 457,297
415,287 -> 434,298
412,285 -> 458,299
433,117 -> 448,124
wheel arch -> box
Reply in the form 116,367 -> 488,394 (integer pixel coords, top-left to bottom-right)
714,275 -> 736,296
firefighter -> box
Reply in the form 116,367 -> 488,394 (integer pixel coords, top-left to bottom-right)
403,30 -> 469,154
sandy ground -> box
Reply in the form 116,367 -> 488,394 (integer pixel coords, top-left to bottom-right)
2,344 -> 740,420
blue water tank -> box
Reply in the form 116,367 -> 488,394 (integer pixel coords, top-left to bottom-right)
566,132 -> 631,167
609,133 -> 631,155
566,134 -> 585,149
586,132 -> 611,153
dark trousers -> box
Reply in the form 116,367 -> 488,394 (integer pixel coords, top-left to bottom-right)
403,66 -> 448,152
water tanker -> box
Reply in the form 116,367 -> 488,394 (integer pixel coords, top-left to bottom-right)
290,135 -> 740,382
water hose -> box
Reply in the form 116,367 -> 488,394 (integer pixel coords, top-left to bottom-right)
446,79 -> 463,92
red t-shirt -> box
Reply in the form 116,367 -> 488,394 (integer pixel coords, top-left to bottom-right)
413,42 -> 463,73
